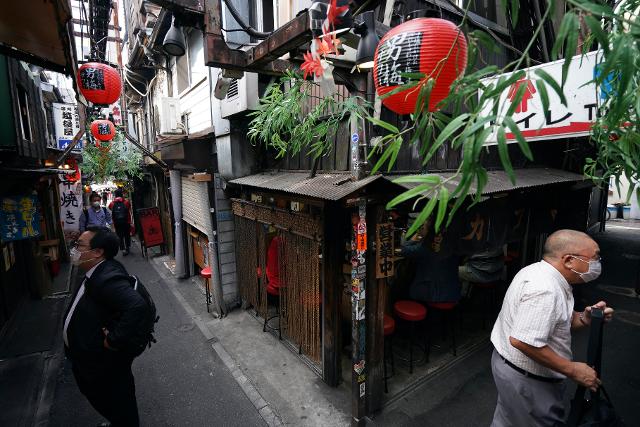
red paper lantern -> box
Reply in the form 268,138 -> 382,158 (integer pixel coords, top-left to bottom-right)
90,119 -> 116,142
63,158 -> 81,183
77,62 -> 122,105
373,18 -> 468,115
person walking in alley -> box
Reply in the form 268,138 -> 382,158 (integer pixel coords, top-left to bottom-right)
80,192 -> 112,232
63,227 -> 146,426
109,189 -> 132,255
490,229 -> 614,427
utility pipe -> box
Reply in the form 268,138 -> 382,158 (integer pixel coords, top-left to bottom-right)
169,170 -> 187,278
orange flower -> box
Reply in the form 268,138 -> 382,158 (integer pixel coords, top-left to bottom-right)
327,0 -> 349,29
300,51 -> 324,79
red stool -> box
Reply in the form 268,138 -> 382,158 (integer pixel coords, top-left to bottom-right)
383,314 -> 395,393
394,300 -> 427,374
472,281 -> 500,329
426,302 -> 458,357
200,266 -> 212,313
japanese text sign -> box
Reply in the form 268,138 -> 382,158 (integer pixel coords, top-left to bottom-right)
138,207 -> 164,248
0,195 -> 41,242
376,223 -> 395,279
53,103 -> 84,151
480,51 -> 601,143
59,174 -> 83,231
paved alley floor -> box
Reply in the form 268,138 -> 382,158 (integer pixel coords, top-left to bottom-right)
48,244 -> 266,427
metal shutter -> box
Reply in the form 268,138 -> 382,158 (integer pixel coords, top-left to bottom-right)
181,177 -> 214,235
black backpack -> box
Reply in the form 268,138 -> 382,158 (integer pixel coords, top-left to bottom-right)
112,200 -> 129,224
126,275 -> 159,357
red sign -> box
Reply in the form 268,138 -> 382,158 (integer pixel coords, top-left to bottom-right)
138,207 -> 164,247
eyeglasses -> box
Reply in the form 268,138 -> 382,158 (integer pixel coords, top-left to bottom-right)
569,254 -> 602,262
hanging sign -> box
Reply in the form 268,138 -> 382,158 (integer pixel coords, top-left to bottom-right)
53,103 -> 84,151
376,223 -> 395,279
59,172 -> 83,232
138,207 -> 164,248
480,50 -> 601,143
0,195 -> 41,242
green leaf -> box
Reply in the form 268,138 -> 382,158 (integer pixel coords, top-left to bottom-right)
406,195 -> 438,238
435,187 -> 449,232
387,183 -> 434,209
584,15 -> 609,53
472,30 -> 500,54
392,175 -> 441,185
497,127 -> 516,184
562,14 -> 579,85
428,113 -> 470,161
504,117 -> 533,161
535,69 -> 567,106
388,136 -> 402,172
506,83 -> 528,117
367,116 -> 400,134
552,13 -> 572,60
510,0 -> 520,27
535,78 -> 550,117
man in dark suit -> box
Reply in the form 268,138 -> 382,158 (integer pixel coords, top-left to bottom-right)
63,227 -> 147,426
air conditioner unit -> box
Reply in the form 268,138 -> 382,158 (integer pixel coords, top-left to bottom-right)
158,97 -> 182,134
220,72 -> 259,118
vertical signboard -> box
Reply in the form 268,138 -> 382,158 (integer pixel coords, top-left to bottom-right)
376,223 -> 395,279
59,171 -> 83,233
53,103 -> 84,151
138,207 -> 164,248
0,195 -> 41,242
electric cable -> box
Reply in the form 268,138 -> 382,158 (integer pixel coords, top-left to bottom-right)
221,0 -> 272,39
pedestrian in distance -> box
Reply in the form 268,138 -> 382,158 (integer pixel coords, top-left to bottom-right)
63,227 -> 147,426
109,188 -> 133,256
80,192 -> 112,232
490,229 -> 614,427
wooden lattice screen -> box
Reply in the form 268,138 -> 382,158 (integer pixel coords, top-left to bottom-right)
232,199 -> 322,363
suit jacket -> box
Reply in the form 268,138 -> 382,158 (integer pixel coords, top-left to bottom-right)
64,259 -> 147,367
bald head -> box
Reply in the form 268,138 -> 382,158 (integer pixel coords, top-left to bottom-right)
542,229 -> 601,284
543,230 -> 594,260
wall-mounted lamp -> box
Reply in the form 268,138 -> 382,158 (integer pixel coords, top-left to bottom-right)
163,16 -> 186,57
354,11 -> 380,70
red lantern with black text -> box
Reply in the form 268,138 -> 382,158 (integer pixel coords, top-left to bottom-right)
373,18 -> 467,115
91,119 -> 116,142
77,62 -> 122,105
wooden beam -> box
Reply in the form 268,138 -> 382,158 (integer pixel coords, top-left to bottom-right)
247,13 -> 311,67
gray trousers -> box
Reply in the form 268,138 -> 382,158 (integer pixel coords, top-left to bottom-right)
491,350 -> 566,427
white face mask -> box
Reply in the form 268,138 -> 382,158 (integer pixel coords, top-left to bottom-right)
570,256 -> 602,283
70,247 -> 97,266
92,201 -> 101,209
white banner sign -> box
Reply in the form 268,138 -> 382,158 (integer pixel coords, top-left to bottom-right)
59,176 -> 83,231
481,51 -> 603,143
52,103 -> 84,151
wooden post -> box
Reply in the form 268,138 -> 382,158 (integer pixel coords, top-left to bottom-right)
366,205 -> 386,413
323,202 -> 342,387
350,198 -> 367,426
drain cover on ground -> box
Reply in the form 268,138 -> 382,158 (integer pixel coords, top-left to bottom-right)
177,323 -> 195,332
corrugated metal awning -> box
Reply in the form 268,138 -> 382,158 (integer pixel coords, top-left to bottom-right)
386,168 -> 587,196
229,172 -> 381,201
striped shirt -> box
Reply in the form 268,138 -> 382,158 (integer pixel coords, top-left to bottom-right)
491,260 -> 574,378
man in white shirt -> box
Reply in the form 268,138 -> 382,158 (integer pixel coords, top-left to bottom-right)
490,229 -> 614,427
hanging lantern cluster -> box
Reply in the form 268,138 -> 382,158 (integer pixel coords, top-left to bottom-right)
373,18 -> 468,115
77,62 -> 122,106
90,119 -> 116,142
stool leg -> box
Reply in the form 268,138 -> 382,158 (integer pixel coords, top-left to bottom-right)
277,300 -> 282,341
409,322 -> 414,374
450,310 -> 457,356
384,338 -> 388,394
390,335 -> 395,376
